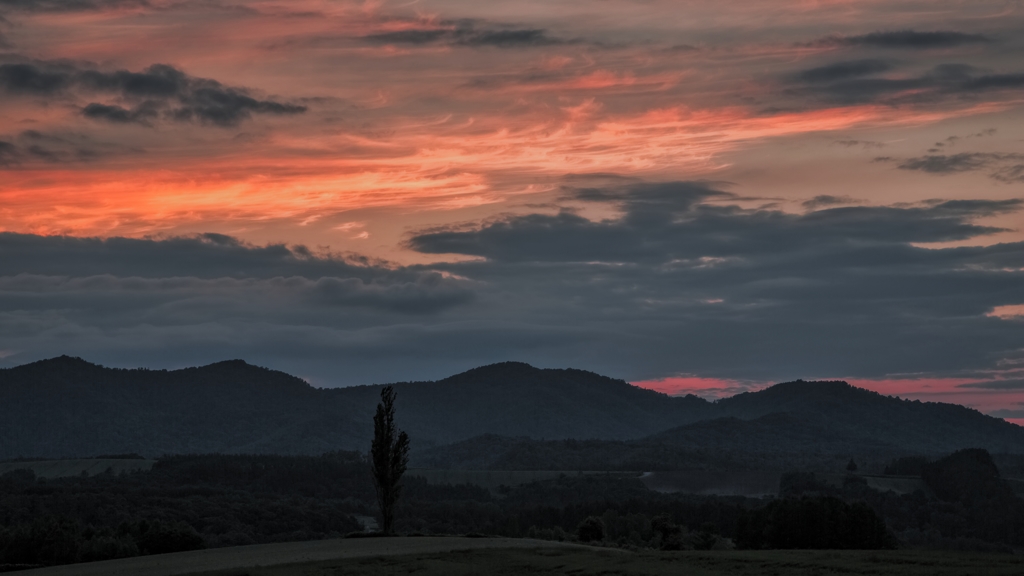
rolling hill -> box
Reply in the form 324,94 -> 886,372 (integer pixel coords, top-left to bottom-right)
0,356 -> 1021,461
0,357 -> 707,459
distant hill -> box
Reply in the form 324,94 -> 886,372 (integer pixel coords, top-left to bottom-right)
714,380 -> 1024,454
412,413 -> 938,472
415,383 -> 1024,472
0,357 -> 707,459
340,361 -> 711,445
0,356 -> 370,458
0,357 -> 1021,461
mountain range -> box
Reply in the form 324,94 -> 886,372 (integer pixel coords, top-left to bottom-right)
1,356 -> 1022,466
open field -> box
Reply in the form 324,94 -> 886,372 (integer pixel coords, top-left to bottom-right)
208,547 -> 1024,576
0,459 -> 155,479
13,537 -> 593,576
13,538 -> 1024,576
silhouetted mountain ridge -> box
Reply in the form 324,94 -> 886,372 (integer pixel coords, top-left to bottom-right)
715,379 -> 1021,453
341,361 -> 712,445
0,357 -> 1021,460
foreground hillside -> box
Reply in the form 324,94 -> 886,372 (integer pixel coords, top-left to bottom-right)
0,356 -> 1022,459
14,537 -> 582,576
211,548 -> 1024,576
16,537 -> 1024,573
17,543 -> 1024,576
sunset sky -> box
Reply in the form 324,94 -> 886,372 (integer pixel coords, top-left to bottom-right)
1,0 -> 1023,422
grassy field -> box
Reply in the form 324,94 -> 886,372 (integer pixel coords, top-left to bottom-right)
199,546 -> 1024,576
16,536 -> 1024,576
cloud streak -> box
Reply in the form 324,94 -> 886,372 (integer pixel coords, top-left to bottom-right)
0,0 -> 146,12
0,61 -> 305,126
786,61 -> 1024,106
364,20 -> 568,48
877,152 -> 1024,183
813,30 -> 991,49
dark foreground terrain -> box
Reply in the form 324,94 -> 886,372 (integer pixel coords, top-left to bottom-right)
4,448 -> 1024,571
229,548 -> 1024,576
16,539 -> 1024,576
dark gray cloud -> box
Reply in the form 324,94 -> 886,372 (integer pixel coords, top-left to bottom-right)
0,232 -> 401,279
0,61 -> 306,127
786,62 -> 1024,106
898,153 -> 991,174
310,275 -> 474,314
0,129 -> 138,165
81,102 -> 159,124
0,140 -> 16,165
0,234 -> 475,334
364,21 -> 565,48
992,165 -> 1024,183
0,272 -> 473,316
0,0 -> 146,13
797,59 -> 892,83
364,29 -> 447,45
398,181 -> 1024,383
454,28 -> 558,48
3,182 -> 1023,389
0,62 -> 72,94
962,73 -> 1024,91
801,195 -> 858,209
890,152 -> 1024,182
0,232 -> 483,384
78,63 -> 187,97
989,408 -> 1024,419
814,30 -> 991,49
959,380 -> 1024,390
411,182 -> 1020,262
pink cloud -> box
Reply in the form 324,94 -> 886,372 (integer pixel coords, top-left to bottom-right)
633,376 -> 766,400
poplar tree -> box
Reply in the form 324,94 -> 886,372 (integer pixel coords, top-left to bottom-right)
370,385 -> 410,535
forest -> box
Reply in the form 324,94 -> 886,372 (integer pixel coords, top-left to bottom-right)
2,448 -> 1023,570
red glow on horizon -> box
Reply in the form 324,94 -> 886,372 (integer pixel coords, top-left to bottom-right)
632,376 -> 765,400
634,375 -> 1022,425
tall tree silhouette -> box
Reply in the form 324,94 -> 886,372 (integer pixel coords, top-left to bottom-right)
370,385 -> 410,535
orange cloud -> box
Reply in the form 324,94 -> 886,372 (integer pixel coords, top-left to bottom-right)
2,0 -> 1021,243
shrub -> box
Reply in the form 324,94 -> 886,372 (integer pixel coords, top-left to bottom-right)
576,516 -> 605,543
736,497 -> 895,550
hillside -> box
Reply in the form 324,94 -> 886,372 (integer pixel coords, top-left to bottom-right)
0,358 -> 707,459
412,413 -> 904,472
1,357 -> 1021,460
345,362 -> 712,445
415,388 -> 1024,471
715,380 -> 1024,454
0,356 -> 369,458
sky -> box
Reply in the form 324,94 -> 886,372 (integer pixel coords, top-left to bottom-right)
1,0 -> 1023,423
